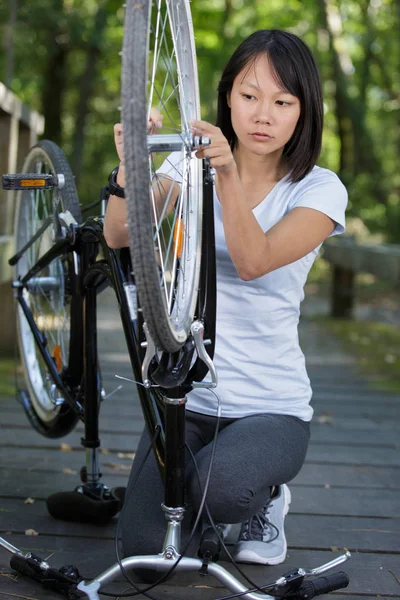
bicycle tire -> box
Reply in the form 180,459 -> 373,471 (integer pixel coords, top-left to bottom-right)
14,140 -> 81,437
122,0 -> 204,353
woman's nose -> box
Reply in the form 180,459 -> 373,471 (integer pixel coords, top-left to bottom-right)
254,103 -> 273,124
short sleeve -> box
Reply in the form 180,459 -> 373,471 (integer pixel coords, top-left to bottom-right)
156,151 -> 184,184
289,167 -> 348,237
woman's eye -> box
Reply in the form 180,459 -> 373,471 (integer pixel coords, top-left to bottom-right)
242,94 -> 255,100
276,100 -> 290,106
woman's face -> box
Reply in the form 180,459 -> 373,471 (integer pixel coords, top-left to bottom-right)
227,53 -> 301,159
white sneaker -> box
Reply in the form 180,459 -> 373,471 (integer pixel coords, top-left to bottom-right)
232,484 -> 291,565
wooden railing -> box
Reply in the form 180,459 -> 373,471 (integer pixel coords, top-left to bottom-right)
0,82 -> 44,354
322,236 -> 400,318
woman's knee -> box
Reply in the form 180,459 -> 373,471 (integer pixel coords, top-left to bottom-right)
188,469 -> 268,523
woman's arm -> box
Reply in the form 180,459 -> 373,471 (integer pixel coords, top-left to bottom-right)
104,114 -> 180,249
190,119 -> 337,280
216,166 -> 335,280
104,168 -> 181,249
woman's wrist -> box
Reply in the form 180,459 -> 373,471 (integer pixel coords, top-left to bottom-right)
116,163 -> 125,187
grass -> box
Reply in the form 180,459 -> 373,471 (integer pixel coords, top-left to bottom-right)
317,317 -> 400,393
306,257 -> 400,392
0,358 -> 18,398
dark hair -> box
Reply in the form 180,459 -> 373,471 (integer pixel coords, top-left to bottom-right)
216,30 -> 323,182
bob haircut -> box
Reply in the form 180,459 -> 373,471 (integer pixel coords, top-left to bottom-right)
216,30 -> 323,182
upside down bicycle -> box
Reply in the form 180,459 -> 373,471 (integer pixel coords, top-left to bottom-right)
0,0 -> 350,598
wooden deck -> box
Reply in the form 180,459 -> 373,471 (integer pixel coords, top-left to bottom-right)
1,287 -> 399,600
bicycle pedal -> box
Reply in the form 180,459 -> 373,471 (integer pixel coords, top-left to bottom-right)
2,173 -> 62,191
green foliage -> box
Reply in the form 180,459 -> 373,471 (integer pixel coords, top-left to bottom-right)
0,359 -> 17,398
0,0 -> 398,233
321,318 -> 400,393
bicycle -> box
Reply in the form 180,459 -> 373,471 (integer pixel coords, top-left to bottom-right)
0,0 -> 350,598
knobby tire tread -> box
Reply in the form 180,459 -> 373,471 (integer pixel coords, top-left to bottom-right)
123,0 -> 200,354
16,140 -> 81,437
34,140 -> 82,222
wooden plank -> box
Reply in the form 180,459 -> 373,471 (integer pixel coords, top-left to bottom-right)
1,495 -> 398,552
1,433 -> 398,467
1,424 -> 400,457
2,417 -> 399,447
1,536 -> 399,597
2,408 -> 399,435
312,403 -> 400,418
1,485 -> 399,529
285,513 -> 400,553
0,468 -> 128,499
0,446 -> 134,475
0,463 -> 398,501
290,486 -> 400,518
305,444 -> 400,467
312,391 -> 400,404
293,463 -> 400,489
0,498 -> 117,539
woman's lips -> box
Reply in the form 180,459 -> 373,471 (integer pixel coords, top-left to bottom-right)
251,133 -> 273,141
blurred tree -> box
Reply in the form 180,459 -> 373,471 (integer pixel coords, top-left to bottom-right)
0,0 -> 398,238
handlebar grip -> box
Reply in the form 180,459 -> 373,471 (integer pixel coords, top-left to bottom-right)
295,571 -> 349,598
10,554 -> 42,581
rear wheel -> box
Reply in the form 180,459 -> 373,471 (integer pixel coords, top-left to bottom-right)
14,140 -> 81,437
122,0 -> 204,353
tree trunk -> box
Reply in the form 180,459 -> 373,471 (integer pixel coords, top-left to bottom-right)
40,0 -> 69,147
70,3 -> 108,184
318,0 -> 387,204
3,0 -> 17,87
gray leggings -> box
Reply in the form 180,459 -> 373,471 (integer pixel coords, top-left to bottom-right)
121,410 -> 310,557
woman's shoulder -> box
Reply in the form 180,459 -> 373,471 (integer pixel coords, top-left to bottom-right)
294,165 -> 347,193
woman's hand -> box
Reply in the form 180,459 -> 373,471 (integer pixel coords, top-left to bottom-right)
113,107 -> 163,187
190,120 -> 236,173
113,107 -> 164,166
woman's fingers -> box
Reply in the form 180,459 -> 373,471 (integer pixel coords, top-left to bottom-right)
114,123 -> 124,164
148,107 -> 164,132
189,119 -> 218,134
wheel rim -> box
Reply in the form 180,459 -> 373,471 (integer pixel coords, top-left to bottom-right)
15,147 -> 72,423
124,0 -> 203,352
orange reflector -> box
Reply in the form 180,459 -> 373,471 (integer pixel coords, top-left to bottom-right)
53,345 -> 63,372
173,219 -> 185,259
21,179 -> 46,187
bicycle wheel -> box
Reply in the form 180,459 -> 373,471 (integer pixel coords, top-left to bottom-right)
122,0 -> 203,353
14,140 -> 81,437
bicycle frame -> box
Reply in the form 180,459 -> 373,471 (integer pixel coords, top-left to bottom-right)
4,178 -> 350,600
13,215 -> 167,482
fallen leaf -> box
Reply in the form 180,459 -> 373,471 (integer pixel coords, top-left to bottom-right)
316,413 -> 334,425
60,443 -> 72,452
62,468 -> 77,475
0,592 -> 35,600
0,592 -> 38,599
100,448 -> 110,455
25,529 -> 39,536
117,452 -> 135,460
0,573 -> 18,581
389,570 -> 400,585
24,498 -> 35,504
103,462 -> 131,471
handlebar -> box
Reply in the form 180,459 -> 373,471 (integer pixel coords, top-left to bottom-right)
291,571 -> 349,599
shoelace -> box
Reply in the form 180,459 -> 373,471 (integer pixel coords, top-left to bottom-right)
240,498 -> 279,543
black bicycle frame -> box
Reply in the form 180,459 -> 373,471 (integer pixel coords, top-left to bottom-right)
14,164 -> 215,505
14,216 -> 167,472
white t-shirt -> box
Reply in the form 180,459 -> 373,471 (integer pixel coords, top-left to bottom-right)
158,154 -> 348,421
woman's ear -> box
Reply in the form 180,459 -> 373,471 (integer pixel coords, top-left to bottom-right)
227,91 -> 231,108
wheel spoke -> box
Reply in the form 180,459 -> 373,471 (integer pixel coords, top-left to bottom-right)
15,143 -> 80,422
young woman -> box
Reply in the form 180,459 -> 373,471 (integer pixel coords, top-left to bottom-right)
104,29 -> 348,567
